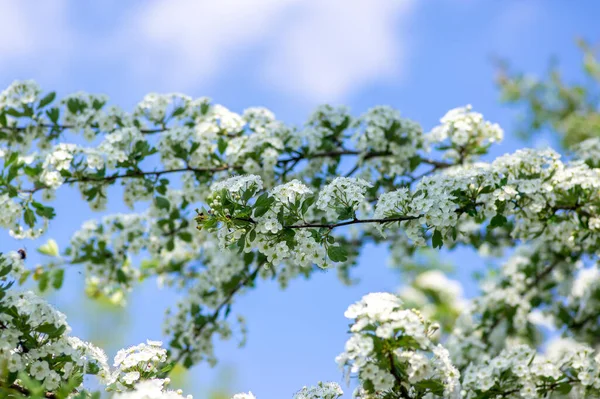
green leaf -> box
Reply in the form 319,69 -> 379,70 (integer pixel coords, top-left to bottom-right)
155,196 -> 170,210
254,192 -> 271,208
18,270 -> 30,285
5,151 -> 18,167
172,106 -> 186,118
32,202 -> 56,219
7,185 -> 18,198
490,214 -> 507,228
140,259 -> 159,271
254,206 -> 269,218
38,272 -> 49,291
409,155 -> 422,171
7,164 -> 19,183
66,98 -> 79,114
92,98 -> 106,110
35,322 -> 59,335
183,355 -> 194,369
301,196 -> 315,214
336,206 -> 354,221
84,186 -> 101,201
7,371 -> 18,385
243,251 -> 255,266
52,269 -> 65,290
116,269 -> 128,284
159,363 -> 174,374
156,184 -> 167,195
38,239 -> 59,257
327,245 -> 348,263
555,382 -> 572,394
24,208 -> 36,228
479,185 -> 494,194
46,107 -> 60,123
5,108 -> 22,117
38,91 -> 56,108
166,239 -> 175,251
217,137 -> 228,154
0,265 -> 11,278
179,232 -> 192,242
432,229 -> 443,249
242,189 -> 254,202
414,379 -> 445,395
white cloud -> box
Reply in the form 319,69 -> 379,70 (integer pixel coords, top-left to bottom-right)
122,0 -> 414,101
0,1 -> 416,102
0,0 -> 71,79
117,0 -> 298,91
261,0 -> 414,102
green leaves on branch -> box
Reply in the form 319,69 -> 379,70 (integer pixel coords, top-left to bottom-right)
155,196 -> 170,210
253,192 -> 275,218
432,229 -> 444,249
327,245 -> 348,263
38,91 -> 56,109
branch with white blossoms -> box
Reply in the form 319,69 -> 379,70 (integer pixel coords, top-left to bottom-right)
335,293 -> 460,398
443,238 -> 600,373
2,81 -> 512,374
196,147 -> 600,267
4,79 -> 600,397
5,254 -> 600,398
0,254 -> 194,399
0,255 -> 109,397
1,81 -> 484,241
461,343 -> 600,398
336,292 -> 600,399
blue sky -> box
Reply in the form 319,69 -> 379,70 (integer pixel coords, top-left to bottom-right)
1,1 -> 599,397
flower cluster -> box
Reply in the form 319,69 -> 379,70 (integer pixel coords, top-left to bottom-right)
462,344 -> 600,398
352,106 -> 423,176
0,288 -> 109,393
573,137 -> 600,167
335,293 -> 460,397
315,177 -> 373,220
114,378 -> 193,399
0,80 -> 41,109
425,105 -> 503,161
0,194 -> 23,231
199,146 -> 600,269
293,381 -> 343,399
107,340 -> 169,391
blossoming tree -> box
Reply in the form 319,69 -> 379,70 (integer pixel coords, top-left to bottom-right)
1,76 -> 600,399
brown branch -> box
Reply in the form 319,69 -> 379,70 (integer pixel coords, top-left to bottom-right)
387,352 -> 411,398
231,202 -> 479,232
20,149 -> 445,195
2,123 -> 167,135
21,165 -> 237,194
279,149 -> 452,169
284,215 -> 419,230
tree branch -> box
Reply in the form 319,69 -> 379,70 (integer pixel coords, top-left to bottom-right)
22,165 -> 236,194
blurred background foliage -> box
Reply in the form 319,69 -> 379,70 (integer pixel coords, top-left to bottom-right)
496,38 -> 600,149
